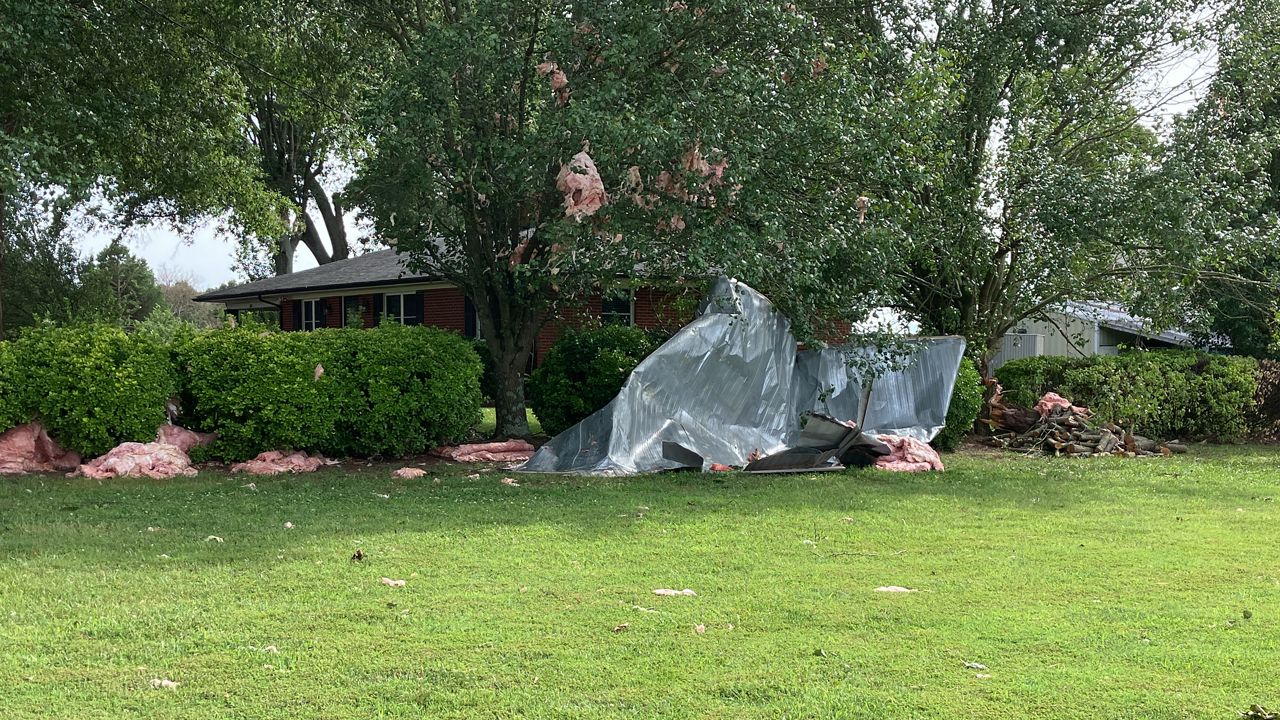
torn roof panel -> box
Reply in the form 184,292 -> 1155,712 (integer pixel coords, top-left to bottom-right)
519,277 -> 965,475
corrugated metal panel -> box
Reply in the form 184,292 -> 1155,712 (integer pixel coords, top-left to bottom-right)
520,278 -> 965,475
990,333 -> 1044,371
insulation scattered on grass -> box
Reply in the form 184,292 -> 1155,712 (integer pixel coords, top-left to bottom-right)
653,588 -> 697,597
231,451 -> 329,475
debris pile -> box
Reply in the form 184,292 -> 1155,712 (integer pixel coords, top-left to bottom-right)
77,425 -> 215,480
986,384 -> 1187,457
520,277 -> 965,475
231,450 -> 331,475
79,442 -> 198,480
874,435 -> 944,472
156,424 -> 216,453
0,423 -> 81,475
435,439 -> 535,463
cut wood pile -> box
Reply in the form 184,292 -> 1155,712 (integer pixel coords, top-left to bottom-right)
984,383 -> 1188,458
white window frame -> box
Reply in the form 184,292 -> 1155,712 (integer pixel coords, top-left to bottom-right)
383,292 -> 415,325
300,299 -> 321,331
600,290 -> 635,327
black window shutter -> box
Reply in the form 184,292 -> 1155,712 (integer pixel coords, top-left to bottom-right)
372,293 -> 384,325
464,296 -> 477,338
408,291 -> 424,326
316,299 -> 330,328
290,300 -> 302,331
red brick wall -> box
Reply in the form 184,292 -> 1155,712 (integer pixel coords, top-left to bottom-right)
281,299 -> 295,331
423,288 -> 466,333
634,288 -> 692,331
325,297 -> 342,328
359,295 -> 377,328
535,321 -> 564,365
278,285 -> 696,362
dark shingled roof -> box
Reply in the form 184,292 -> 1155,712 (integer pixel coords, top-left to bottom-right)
195,249 -> 443,302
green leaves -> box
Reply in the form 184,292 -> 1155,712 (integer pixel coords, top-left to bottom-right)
178,325 -> 482,460
0,0 -> 278,231
996,351 -> 1258,441
4,325 -> 177,456
874,0 -> 1228,357
527,324 -> 665,435
934,358 -> 983,452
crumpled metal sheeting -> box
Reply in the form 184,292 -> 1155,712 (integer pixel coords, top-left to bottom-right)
791,337 -> 967,442
521,277 -> 798,475
520,278 -> 965,475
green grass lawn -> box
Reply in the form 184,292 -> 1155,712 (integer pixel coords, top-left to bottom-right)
2,447 -> 1278,719
476,407 -> 543,436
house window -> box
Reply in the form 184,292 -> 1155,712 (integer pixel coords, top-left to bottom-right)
301,299 -> 321,331
343,296 -> 363,328
600,290 -> 634,326
383,292 -> 420,325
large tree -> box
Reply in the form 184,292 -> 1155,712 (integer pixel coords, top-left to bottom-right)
1171,0 -> 1280,356
863,0 -> 1221,370
0,0 -> 283,334
349,0 -> 920,437
212,2 -> 390,276
0,188 -> 81,337
76,240 -> 165,324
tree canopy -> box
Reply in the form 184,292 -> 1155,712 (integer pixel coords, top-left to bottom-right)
349,0 -> 928,434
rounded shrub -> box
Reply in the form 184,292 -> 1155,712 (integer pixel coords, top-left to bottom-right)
8,324 -> 177,456
178,325 -> 483,460
178,328 -> 341,461
527,325 -> 665,435
324,325 -> 483,457
933,358 -> 983,452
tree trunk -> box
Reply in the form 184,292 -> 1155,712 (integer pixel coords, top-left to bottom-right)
491,343 -> 532,439
273,234 -> 295,276
478,288 -> 542,439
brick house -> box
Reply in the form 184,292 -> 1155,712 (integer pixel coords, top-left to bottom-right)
193,249 -> 691,365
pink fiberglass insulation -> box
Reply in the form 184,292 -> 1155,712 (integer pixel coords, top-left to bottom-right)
0,423 -> 81,475
874,435 -> 944,473
231,450 -> 327,476
436,439 -> 535,463
1034,392 -> 1089,418
78,442 -> 198,480
155,424 -> 216,453
556,151 -> 608,221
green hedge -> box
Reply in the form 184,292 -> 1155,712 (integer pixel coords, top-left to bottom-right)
179,329 -> 339,461
0,341 -> 20,432
325,325 -> 483,458
995,351 -> 1257,440
933,358 -> 983,452
991,355 -> 1076,408
527,325 -> 666,436
179,325 -> 482,460
5,325 -> 177,456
